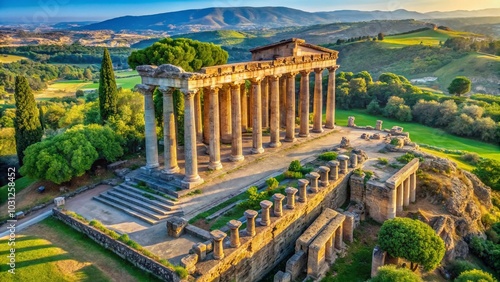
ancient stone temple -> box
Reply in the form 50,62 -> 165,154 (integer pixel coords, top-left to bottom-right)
136,38 -> 339,189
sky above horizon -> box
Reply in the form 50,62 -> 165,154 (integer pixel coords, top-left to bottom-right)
0,0 -> 499,23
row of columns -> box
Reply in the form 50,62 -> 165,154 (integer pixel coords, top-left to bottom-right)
138,67 -> 338,188
387,172 -> 417,219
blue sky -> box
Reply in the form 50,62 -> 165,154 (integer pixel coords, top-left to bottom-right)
0,0 -> 499,23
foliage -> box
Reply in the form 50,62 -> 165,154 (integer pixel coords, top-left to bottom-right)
20,125 -> 123,184
446,259 -> 479,280
460,152 -> 481,165
14,75 -> 43,165
378,217 -> 445,271
266,177 -> 279,190
469,236 -> 500,275
318,152 -> 338,161
173,90 -> 185,145
288,160 -> 302,172
367,99 -> 383,115
378,158 -> 389,165
237,186 -> 269,210
448,76 -> 471,96
397,153 -> 423,164
128,37 -> 228,71
455,269 -> 497,282
370,265 -> 422,282
378,32 -> 385,41
384,96 -> 412,122
99,48 -> 118,122
284,170 -> 304,179
0,128 -> 16,156
473,159 -> 500,191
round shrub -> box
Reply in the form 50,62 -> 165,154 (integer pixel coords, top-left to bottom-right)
371,265 -> 422,282
455,269 -> 496,282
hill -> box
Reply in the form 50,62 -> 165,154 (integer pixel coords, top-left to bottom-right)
379,29 -> 485,48
78,7 -> 500,33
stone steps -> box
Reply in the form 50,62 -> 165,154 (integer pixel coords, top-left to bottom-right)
106,190 -> 175,215
133,174 -> 181,198
115,183 -> 177,207
92,196 -> 158,225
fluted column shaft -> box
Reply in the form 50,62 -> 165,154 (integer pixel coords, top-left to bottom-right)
251,79 -> 264,154
404,178 -> 410,206
230,83 -> 245,162
397,183 -> 403,212
182,90 -> 203,187
138,84 -> 159,169
280,77 -> 287,128
387,188 -> 397,219
208,87 -> 222,170
240,83 -> 248,132
194,90 -> 203,141
410,172 -> 417,203
269,76 -> 281,148
261,77 -> 269,129
160,87 -> 179,174
312,69 -> 324,133
285,73 -> 297,142
220,86 -> 232,144
299,71 -> 311,137
325,67 -> 337,129
202,87 -> 210,144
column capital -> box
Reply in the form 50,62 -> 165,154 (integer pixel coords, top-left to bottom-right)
327,65 -> 340,72
300,70 -> 312,76
314,68 -> 325,74
267,74 -> 281,81
284,72 -> 299,78
181,88 -> 199,99
230,81 -> 244,89
250,77 -> 262,84
208,85 -> 220,92
136,84 -> 156,95
157,86 -> 175,94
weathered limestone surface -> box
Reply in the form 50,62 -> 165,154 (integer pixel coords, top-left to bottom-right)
166,216 -> 188,238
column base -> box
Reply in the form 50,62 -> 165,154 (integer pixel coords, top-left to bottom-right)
325,124 -> 336,129
208,161 -> 223,171
299,133 -> 310,138
230,155 -> 245,162
251,147 -> 264,154
162,166 -> 180,174
269,142 -> 282,148
181,175 -> 204,189
221,137 -> 232,144
284,137 -> 296,143
312,128 -> 324,133
144,163 -> 160,169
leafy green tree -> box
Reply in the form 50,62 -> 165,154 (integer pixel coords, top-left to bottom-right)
367,99 -> 383,115
448,76 -> 471,96
43,103 -> 66,130
378,218 -> 445,271
354,71 -> 373,85
371,265 -> 422,282
384,96 -> 412,122
455,269 -> 497,282
349,78 -> 369,108
67,124 -> 123,161
473,159 -> 500,191
83,68 -> 93,80
379,73 -> 402,84
99,48 -> 118,123
378,32 -> 385,41
0,109 -> 15,128
14,76 -> 43,165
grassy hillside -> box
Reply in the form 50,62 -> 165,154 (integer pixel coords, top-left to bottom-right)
380,29 -> 482,48
0,54 -> 28,63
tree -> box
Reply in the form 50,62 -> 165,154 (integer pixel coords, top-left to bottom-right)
367,99 -> 383,115
455,269 -> 496,282
83,68 -> 93,80
371,265 -> 422,282
384,96 -> 412,122
473,159 -> 500,191
378,32 -> 385,41
98,48 -> 118,123
354,71 -> 373,85
14,76 -> 43,165
378,218 -> 445,271
448,76 -> 471,96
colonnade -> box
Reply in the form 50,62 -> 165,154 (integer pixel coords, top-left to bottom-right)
386,158 -> 420,218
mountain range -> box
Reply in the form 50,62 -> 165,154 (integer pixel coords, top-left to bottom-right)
78,6 -> 500,34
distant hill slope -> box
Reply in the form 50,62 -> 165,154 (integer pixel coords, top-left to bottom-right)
78,6 -> 500,33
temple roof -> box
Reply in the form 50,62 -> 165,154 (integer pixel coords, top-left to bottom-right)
249,38 -> 337,55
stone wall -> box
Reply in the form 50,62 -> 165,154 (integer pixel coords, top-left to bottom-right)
350,175 -> 392,223
194,172 -> 351,282
52,209 -> 181,282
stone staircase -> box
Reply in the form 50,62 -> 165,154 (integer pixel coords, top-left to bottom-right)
132,173 -> 183,198
93,182 -> 183,225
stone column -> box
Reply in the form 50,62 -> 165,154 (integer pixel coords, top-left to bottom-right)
307,172 -> 320,193
403,178 -> 410,207
227,220 -> 242,248
273,193 -> 285,217
280,76 -> 287,128
137,84 -> 159,169
397,183 -> 403,212
410,172 -> 417,203
338,155 -> 349,174
220,86 -> 232,144
348,116 -> 355,127
244,210 -> 258,236
298,179 -> 309,203
230,83 -> 245,162
325,67 -> 337,129
181,90 -> 203,188
376,120 -> 383,131
194,90 -> 203,141
251,78 -> 264,154
285,73 -> 297,142
319,166 -> 330,187
312,69 -> 324,133
343,214 -> 355,243
335,225 -> 343,249
285,187 -> 298,209
387,188 -> 397,219
202,87 -> 210,144
350,153 -> 358,168
159,87 -> 179,174
328,161 -> 339,180
326,237 -> 334,263
211,230 -> 226,260
299,70 -> 311,137
269,75 -> 282,148
261,77 -> 269,129
259,200 -> 273,226
241,83 -> 248,132
208,86 -> 222,170
248,86 -> 253,128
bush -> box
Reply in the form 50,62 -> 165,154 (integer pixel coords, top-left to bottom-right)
284,170 -> 304,179
461,152 -> 481,165
118,234 -> 130,243
266,177 -> 279,190
473,159 -> 500,191
378,158 -> 389,165
371,265 -> 422,282
469,236 -> 500,274
288,160 -> 302,172
175,266 -> 189,279
318,152 -> 338,161
446,259 -> 478,279
367,99 -> 383,115
397,153 -> 423,164
455,269 -> 496,282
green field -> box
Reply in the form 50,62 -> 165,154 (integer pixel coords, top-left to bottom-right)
115,70 -> 139,78
380,29 -> 481,48
335,109 -> 500,161
80,76 -> 141,91
0,54 -> 29,63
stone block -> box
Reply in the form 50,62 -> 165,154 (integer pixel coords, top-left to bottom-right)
193,242 -> 207,261
166,216 -> 188,238
181,253 -> 198,275
54,197 -> 65,207
274,271 -> 292,282
371,246 -> 387,278
286,250 -> 306,280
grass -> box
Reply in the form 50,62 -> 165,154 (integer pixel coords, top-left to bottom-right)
0,176 -> 36,204
420,148 -> 475,171
0,54 -> 29,63
188,192 -> 249,224
80,76 -> 141,91
380,29 -> 480,48
335,109 -> 500,161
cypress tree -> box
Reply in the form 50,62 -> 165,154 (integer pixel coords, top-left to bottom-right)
14,76 -> 43,165
99,48 -> 118,123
